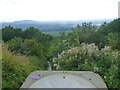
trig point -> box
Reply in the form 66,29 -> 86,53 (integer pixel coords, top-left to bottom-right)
20,71 -> 107,88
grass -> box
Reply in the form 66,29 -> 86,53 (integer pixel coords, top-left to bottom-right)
2,44 -> 44,88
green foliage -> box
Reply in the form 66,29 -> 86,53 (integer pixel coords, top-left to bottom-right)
22,27 -> 39,39
7,38 -> 48,68
48,37 -> 70,59
2,18 -> 120,88
105,33 -> 118,49
21,39 -> 44,56
2,26 -> 22,42
52,43 -> 119,88
105,19 -> 119,33
2,45 -> 43,88
7,37 -> 23,52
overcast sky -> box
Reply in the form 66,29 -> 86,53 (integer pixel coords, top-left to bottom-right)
0,0 -> 119,22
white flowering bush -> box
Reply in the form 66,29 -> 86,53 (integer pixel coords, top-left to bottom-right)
52,43 -> 119,88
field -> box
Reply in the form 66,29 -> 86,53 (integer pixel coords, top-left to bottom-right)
43,30 -> 72,36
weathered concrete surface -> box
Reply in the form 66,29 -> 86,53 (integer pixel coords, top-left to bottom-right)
21,71 -> 107,88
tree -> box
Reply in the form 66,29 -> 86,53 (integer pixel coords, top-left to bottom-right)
22,27 -> 39,39
2,26 -> 22,42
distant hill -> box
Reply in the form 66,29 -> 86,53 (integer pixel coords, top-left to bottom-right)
1,19 -> 114,32
13,20 -> 40,24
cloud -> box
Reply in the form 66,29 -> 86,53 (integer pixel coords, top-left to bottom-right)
0,0 -> 119,22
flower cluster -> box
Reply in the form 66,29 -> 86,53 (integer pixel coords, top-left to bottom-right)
52,43 -> 119,88
52,43 -> 100,70
101,46 -> 111,51
81,43 -> 99,54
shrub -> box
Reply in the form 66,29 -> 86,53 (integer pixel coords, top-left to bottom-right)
52,43 -> 119,88
2,44 -> 44,88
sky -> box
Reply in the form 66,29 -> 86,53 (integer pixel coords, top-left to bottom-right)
0,0 -> 119,22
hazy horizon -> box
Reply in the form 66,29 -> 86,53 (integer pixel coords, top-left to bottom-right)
0,0 -> 119,22
1,18 -> 116,23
